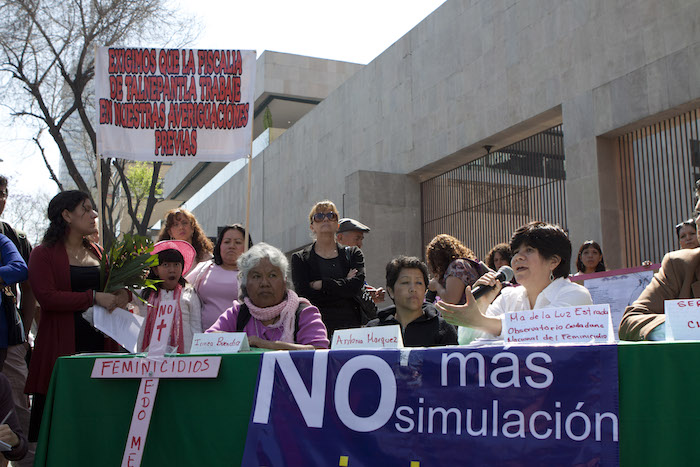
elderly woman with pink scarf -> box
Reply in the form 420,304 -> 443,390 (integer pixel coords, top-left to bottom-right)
207,243 -> 329,350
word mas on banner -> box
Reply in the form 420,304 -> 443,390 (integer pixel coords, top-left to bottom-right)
99,48 -> 250,157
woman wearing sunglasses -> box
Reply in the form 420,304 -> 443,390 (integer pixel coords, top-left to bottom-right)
291,200 -> 366,335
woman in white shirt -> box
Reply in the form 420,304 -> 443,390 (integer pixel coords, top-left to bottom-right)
437,221 -> 592,343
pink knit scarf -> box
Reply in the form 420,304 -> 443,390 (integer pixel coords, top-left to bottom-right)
243,290 -> 308,343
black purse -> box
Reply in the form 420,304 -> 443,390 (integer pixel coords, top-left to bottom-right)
2,286 -> 25,346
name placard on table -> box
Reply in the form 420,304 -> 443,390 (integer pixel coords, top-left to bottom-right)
664,299 -> 700,340
503,304 -> 613,343
190,332 -> 250,354
331,325 -> 404,349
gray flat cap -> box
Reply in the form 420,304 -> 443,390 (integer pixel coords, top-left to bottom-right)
338,218 -> 370,233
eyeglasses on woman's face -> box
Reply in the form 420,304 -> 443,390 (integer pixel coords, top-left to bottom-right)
312,211 -> 338,223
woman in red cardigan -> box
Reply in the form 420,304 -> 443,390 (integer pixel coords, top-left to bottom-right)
26,191 -> 128,441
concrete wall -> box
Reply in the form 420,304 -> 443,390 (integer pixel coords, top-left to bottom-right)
163,52 -> 363,203
254,51 -> 363,104
190,0 -> 700,280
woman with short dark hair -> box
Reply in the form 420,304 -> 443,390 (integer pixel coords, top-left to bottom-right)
437,221 -> 592,343
367,256 -> 457,347
675,219 -> 699,250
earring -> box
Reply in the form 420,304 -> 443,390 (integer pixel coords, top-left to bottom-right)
549,271 -> 555,282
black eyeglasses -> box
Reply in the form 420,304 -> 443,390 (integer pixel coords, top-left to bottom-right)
312,212 -> 338,222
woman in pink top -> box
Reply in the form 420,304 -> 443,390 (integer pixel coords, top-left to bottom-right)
207,243 -> 329,350
187,224 -> 251,330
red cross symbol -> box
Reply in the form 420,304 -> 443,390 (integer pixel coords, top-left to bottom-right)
156,319 -> 167,341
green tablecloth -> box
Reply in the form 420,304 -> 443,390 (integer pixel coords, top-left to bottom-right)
34,342 -> 700,466
35,352 -> 263,466
617,341 -> 700,466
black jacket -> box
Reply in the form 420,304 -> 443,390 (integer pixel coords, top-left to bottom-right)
291,243 -> 365,307
291,243 -> 366,334
366,303 -> 458,347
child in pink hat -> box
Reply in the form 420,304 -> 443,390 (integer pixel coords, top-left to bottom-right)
137,240 -> 202,353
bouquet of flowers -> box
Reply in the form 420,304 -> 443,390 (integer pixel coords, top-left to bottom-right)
99,233 -> 160,299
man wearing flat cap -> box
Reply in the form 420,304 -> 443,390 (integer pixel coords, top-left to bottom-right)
336,218 -> 385,304
336,218 -> 370,249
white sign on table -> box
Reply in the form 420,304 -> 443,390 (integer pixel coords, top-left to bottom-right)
331,325 -> 404,349
503,304 -> 614,344
190,332 -> 250,354
664,299 -> 700,340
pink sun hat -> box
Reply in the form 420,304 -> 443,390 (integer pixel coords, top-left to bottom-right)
152,240 -> 196,273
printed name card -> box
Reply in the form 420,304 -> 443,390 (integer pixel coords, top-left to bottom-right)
503,304 -> 613,344
331,325 -> 404,349
190,332 -> 250,354
664,299 -> 700,340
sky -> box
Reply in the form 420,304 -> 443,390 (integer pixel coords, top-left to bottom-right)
0,0 -> 446,198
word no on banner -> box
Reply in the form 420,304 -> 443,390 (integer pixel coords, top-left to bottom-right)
95,47 -> 256,162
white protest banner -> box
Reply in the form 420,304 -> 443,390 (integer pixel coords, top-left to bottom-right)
331,325 -> 404,349
503,304 -> 613,344
95,47 -> 256,162
190,332 -> 250,354
664,299 -> 700,340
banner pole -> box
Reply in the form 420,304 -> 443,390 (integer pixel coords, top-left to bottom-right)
96,154 -> 104,249
244,152 -> 252,252
93,43 -> 104,249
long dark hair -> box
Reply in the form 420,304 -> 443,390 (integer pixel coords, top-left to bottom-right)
42,190 -> 91,247
576,241 -> 606,273
213,224 -> 253,265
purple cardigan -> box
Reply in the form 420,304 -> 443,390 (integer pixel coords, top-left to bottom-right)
207,301 -> 329,349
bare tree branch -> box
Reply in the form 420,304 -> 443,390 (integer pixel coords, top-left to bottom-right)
0,0 -> 200,247
33,129 -> 64,191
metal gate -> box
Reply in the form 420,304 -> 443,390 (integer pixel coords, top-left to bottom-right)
421,125 -> 567,260
619,109 -> 700,266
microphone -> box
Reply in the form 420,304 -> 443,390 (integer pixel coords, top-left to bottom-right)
470,266 -> 514,300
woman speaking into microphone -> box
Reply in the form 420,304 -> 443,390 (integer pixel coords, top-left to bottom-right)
437,222 -> 592,344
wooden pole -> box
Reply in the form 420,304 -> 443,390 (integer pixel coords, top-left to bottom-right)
96,155 -> 104,249
94,44 -> 105,249
244,153 -> 252,252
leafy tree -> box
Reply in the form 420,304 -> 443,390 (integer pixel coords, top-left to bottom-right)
0,0 -> 198,246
